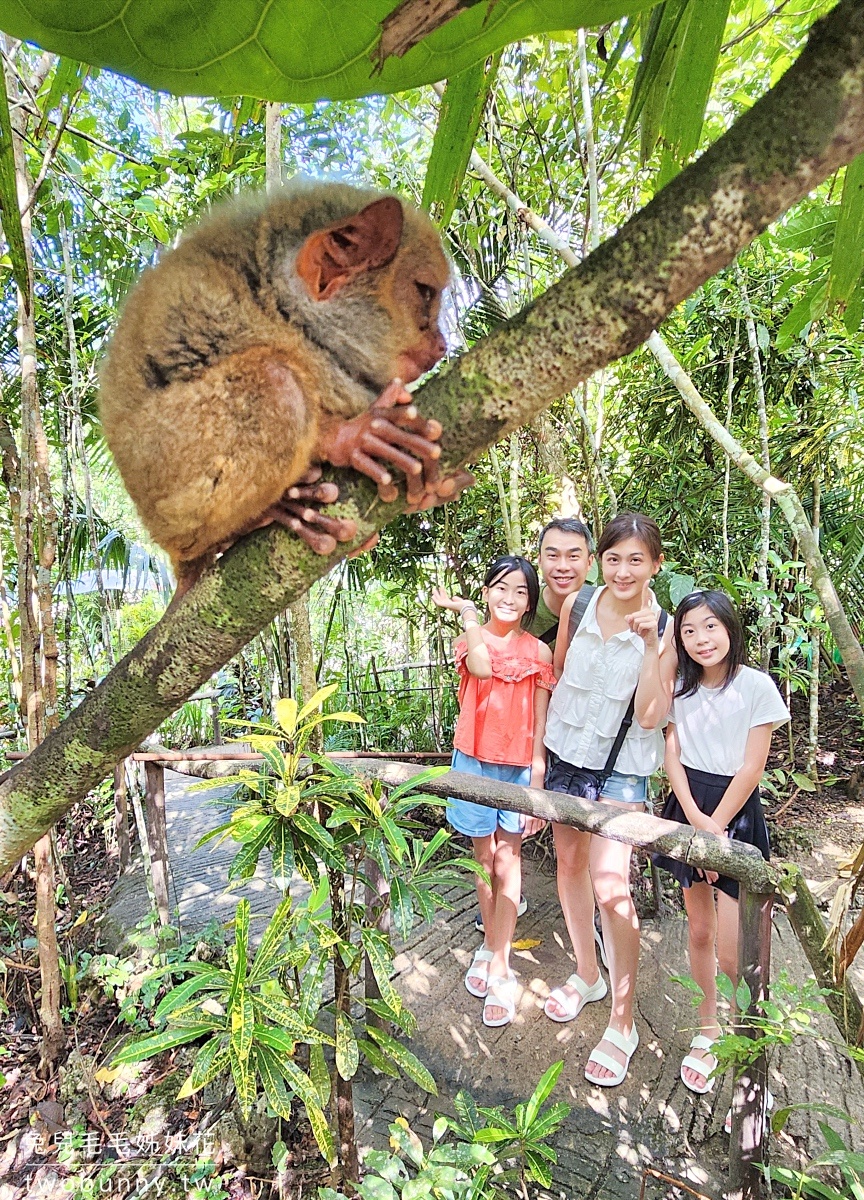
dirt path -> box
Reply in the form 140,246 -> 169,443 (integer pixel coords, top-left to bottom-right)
105,770 -> 864,1199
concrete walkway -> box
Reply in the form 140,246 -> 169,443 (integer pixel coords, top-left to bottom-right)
105,769 -> 864,1199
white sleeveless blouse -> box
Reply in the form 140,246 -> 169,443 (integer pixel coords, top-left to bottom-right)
543,586 -> 665,777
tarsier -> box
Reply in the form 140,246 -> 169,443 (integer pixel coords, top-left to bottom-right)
100,181 -> 472,596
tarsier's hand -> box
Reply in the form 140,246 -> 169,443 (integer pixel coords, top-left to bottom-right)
327,380 -> 474,509
326,380 -> 441,503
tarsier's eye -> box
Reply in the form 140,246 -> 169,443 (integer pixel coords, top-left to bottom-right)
415,281 -> 436,306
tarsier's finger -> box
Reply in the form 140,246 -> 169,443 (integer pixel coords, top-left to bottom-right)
287,519 -> 338,556
349,448 -> 399,502
358,435 -> 424,477
347,533 -> 380,559
380,404 -> 442,441
369,417 -> 443,461
293,464 -> 324,486
372,379 -> 412,410
285,481 -> 340,504
280,501 -> 356,542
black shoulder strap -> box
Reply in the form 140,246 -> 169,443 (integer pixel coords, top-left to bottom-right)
568,583 -> 597,643
538,582 -> 596,645
600,609 -> 669,780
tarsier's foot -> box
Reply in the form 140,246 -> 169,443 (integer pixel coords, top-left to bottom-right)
265,466 -> 357,556
404,467 -> 475,512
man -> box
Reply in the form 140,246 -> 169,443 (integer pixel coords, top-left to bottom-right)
530,517 -> 596,649
475,517 -> 602,939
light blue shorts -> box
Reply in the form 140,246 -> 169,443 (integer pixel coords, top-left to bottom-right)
447,749 -> 530,838
601,770 -> 648,805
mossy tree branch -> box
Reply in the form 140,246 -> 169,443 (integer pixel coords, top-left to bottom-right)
1,0 -> 864,871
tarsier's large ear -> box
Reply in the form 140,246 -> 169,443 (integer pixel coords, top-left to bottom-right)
295,196 -> 404,301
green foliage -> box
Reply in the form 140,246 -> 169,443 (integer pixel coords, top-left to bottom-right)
112,699 -> 477,1173
112,895 -> 336,1160
423,54 -> 500,228
1,2 -> 655,103
320,1064 -> 570,1199
768,1114 -> 864,1200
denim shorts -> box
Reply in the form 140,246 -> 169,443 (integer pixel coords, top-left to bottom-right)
447,749 -> 530,838
601,769 -> 648,805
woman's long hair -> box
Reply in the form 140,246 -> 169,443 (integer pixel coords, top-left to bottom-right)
674,590 -> 748,698
483,555 -> 540,630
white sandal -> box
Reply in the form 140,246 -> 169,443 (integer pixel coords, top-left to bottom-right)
544,972 -> 607,1023
681,1034 -> 718,1095
465,946 -> 494,998
585,1024 -> 639,1087
483,972 -> 517,1027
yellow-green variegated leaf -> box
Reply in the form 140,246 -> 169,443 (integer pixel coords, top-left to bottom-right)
231,994 -> 255,1062
366,1028 -> 437,1094
360,930 -> 402,1016
254,1045 -> 294,1121
279,1058 -> 336,1164
274,697 -> 299,737
336,1011 -> 359,1081
229,1044 -> 257,1119
309,1043 -> 331,1106
248,897 -> 296,984
297,683 -> 340,723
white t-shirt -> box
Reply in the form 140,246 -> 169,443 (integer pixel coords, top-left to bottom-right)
669,666 -> 790,776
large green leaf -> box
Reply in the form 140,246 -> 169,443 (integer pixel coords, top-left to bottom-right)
1,2 -> 655,104
655,0 -> 731,187
422,53 -> 499,227
828,153 -> 864,309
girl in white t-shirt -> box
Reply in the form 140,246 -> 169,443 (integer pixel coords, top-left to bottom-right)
653,590 -> 789,1096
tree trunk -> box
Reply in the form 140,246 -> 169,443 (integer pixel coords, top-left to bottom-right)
2,3 -> 864,868
508,432 -> 522,552
721,323 -> 739,578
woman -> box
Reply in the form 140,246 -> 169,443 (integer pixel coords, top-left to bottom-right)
543,513 -> 676,1086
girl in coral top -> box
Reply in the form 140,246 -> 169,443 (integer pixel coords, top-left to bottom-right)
433,555 -> 554,1028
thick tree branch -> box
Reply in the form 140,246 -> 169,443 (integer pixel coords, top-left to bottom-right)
1,0 -> 864,870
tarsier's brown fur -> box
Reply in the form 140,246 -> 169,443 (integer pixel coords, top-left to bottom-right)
100,180 -> 460,594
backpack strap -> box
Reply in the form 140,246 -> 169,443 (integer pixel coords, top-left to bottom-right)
600,609 -> 669,781
538,582 -> 596,646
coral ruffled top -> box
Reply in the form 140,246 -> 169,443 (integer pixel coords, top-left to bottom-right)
453,631 -> 556,768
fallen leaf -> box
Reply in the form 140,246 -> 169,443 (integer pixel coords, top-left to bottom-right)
512,938 -> 541,951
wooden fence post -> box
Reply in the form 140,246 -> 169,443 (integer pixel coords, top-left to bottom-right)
728,886 -> 773,1200
143,761 -> 171,927
211,697 -> 222,745
113,760 -> 130,870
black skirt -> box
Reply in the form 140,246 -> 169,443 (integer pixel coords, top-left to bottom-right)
652,765 -> 770,901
